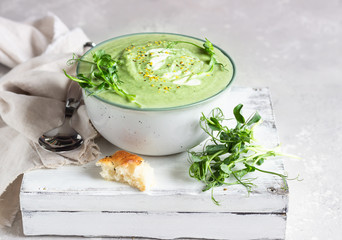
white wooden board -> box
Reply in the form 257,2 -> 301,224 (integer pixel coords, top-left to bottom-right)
20,87 -> 288,239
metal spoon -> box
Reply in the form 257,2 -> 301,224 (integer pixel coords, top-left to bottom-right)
38,81 -> 84,152
38,42 -> 96,152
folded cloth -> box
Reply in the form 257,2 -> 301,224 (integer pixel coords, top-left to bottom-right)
0,14 -> 100,227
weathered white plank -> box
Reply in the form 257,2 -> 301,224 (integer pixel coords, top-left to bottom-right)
22,211 -> 286,239
20,189 -> 287,213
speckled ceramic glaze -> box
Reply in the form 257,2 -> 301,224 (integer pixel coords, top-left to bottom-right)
83,89 -> 233,156
81,33 -> 235,156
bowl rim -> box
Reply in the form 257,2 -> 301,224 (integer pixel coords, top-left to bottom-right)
77,32 -> 236,112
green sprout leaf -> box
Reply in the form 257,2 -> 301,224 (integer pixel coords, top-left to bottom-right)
247,111 -> 262,126
233,104 -> 245,124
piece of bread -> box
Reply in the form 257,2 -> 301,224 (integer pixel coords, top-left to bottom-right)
96,150 -> 155,191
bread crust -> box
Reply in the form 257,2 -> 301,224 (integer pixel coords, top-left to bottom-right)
98,150 -> 143,166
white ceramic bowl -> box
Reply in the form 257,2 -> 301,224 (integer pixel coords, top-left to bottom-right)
80,33 -> 235,156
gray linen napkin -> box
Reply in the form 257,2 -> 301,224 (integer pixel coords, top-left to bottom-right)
0,14 -> 100,227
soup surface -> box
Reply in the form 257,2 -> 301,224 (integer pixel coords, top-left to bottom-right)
77,33 -> 234,109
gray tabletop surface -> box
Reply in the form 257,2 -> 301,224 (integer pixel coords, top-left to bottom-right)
0,0 -> 341,239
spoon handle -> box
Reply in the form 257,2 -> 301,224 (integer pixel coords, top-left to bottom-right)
65,81 -> 83,118
83,42 -> 96,52
64,42 -> 96,118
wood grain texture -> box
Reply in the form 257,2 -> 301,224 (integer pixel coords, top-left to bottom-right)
20,87 -> 288,239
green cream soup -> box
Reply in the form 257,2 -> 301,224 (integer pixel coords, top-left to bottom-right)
77,33 -> 235,109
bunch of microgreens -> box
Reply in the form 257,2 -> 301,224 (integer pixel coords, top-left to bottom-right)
188,104 -> 297,205
63,50 -> 140,106
167,38 -> 226,76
